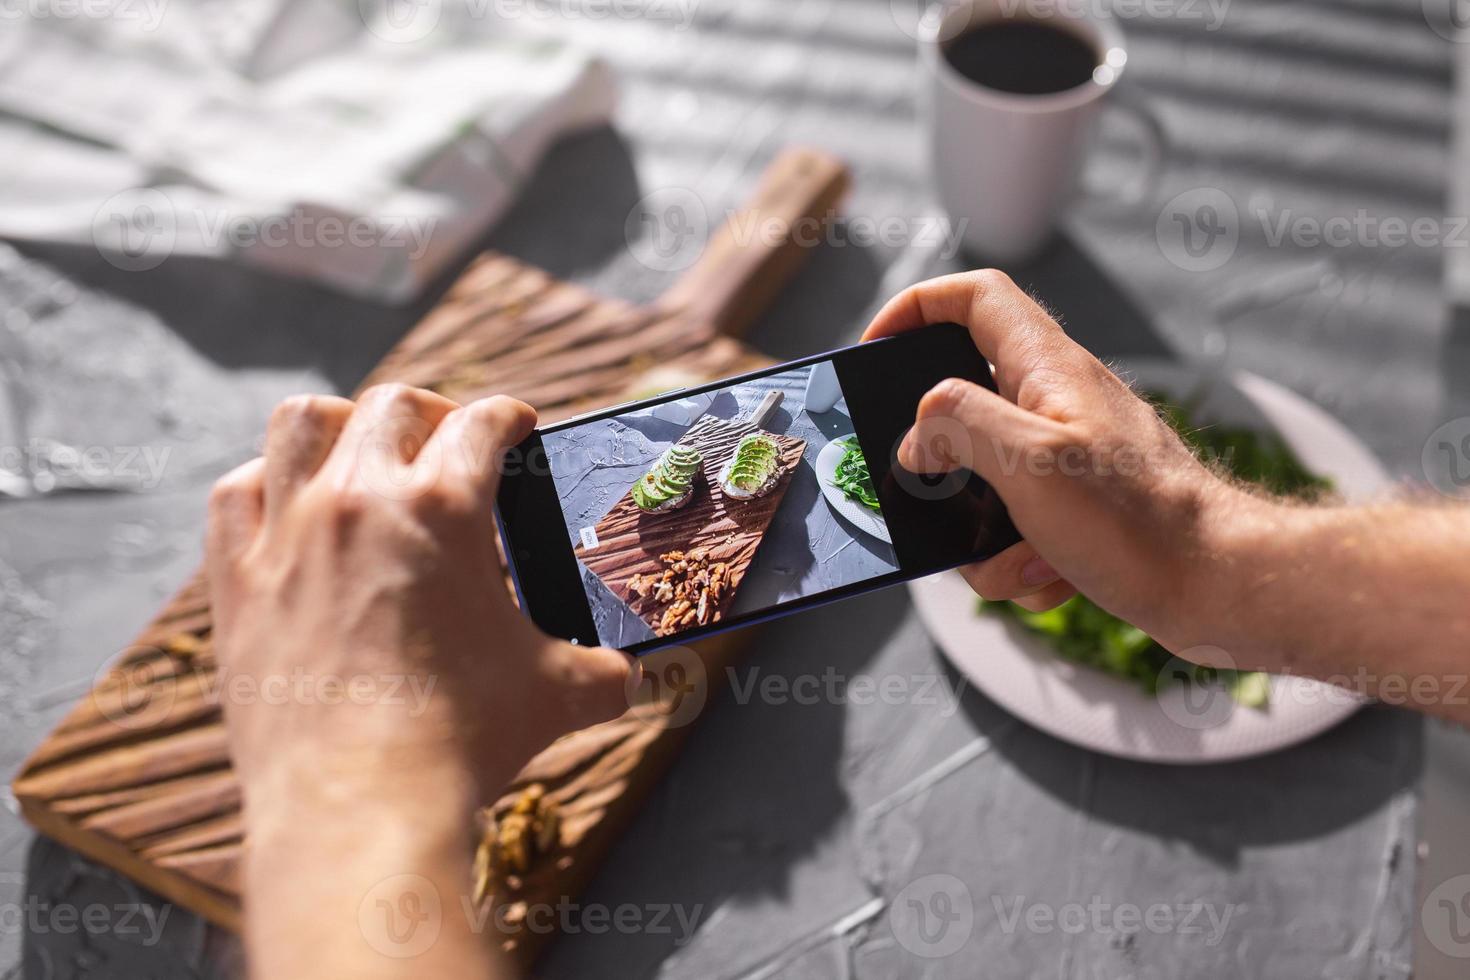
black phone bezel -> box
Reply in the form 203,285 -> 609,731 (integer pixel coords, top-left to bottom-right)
494,322 -> 1020,654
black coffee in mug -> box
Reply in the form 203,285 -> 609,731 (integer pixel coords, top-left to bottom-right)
942,20 -> 1099,96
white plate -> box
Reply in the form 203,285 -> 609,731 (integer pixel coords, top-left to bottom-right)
816,435 -> 892,544
909,362 -> 1388,764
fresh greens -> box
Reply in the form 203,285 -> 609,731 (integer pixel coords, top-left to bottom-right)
831,437 -> 881,511
979,393 -> 1332,708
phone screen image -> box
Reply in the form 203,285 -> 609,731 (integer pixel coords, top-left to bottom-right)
497,323 -> 1021,654
542,359 -> 899,648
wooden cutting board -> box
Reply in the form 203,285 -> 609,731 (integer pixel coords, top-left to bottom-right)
576,391 -> 805,637
12,148 -> 849,966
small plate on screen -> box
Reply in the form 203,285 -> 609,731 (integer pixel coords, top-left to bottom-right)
816,435 -> 892,544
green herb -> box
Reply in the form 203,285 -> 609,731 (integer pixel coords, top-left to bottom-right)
831,437 -> 881,511
978,394 -> 1330,708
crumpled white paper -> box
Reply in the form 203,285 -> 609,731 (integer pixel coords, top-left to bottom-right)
0,0 -> 617,302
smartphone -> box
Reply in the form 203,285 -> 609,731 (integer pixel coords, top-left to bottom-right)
495,321 -> 1021,655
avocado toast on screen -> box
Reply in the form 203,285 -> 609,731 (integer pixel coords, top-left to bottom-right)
631,444 -> 703,513
717,432 -> 786,501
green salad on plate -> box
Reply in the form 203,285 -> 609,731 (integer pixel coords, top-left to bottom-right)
979,393 -> 1331,709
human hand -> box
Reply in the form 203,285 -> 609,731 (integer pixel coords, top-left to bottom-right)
863,270 -> 1254,655
205,385 -> 637,805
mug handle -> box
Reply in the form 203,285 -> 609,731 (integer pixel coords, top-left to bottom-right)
1089,78 -> 1168,206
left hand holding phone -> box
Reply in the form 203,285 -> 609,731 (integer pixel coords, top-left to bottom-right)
208,384 -> 638,800
206,385 -> 637,979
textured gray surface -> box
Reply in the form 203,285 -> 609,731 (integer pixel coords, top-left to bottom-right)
1,0 -> 1457,975
545,367 -> 897,648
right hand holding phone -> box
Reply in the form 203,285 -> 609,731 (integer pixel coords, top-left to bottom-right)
862,270 -> 1251,657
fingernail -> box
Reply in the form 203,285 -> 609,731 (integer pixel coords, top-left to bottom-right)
897,433 -> 918,470
1021,556 -> 1059,586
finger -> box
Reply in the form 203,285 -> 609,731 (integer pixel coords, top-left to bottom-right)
1013,580 -> 1078,613
956,540 -> 1063,602
428,395 -> 538,506
263,394 -> 354,522
206,457 -> 265,580
543,642 -> 641,729
897,378 -> 1063,487
323,383 -> 460,486
860,269 -> 1085,396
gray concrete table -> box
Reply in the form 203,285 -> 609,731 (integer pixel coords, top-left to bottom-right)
1,0 -> 1450,976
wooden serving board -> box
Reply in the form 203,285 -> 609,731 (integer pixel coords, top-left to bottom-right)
576,394 -> 805,637
12,148 -> 849,967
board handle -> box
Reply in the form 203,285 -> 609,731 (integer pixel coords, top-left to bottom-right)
658,148 -> 850,339
750,389 -> 784,429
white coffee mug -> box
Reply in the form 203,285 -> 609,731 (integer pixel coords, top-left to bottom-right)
920,0 -> 1154,263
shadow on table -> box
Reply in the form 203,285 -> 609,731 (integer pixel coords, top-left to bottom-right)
20,834 -> 238,979
537,586 -> 907,980
1444,308 -> 1470,439
944,651 -> 1422,867
744,217 -> 887,360
6,126 -> 642,395
976,233 -> 1175,362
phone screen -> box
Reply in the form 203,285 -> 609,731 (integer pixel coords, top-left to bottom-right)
497,323 -> 1020,654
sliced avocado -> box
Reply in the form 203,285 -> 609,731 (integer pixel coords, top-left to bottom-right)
653,473 -> 686,498
632,480 -> 655,510
729,461 -> 770,489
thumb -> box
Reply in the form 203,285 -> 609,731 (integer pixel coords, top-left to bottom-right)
898,378 -> 1058,488
547,642 -> 642,730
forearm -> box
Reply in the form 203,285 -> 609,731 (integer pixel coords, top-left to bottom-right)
242,751 -> 510,980
1197,491 -> 1470,722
